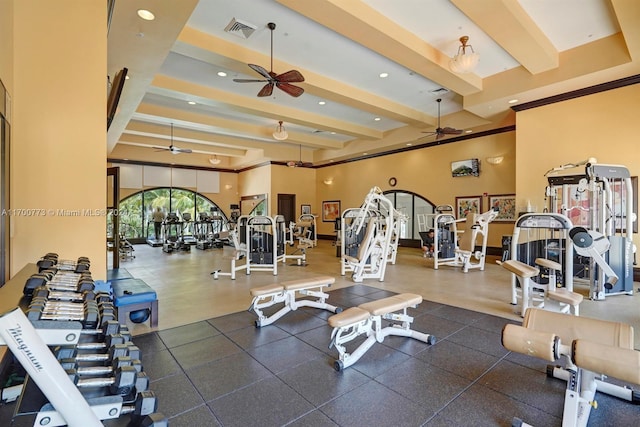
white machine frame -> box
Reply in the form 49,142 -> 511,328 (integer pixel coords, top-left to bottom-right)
434,209 -> 498,272
503,308 -> 640,427
249,276 -> 340,327
0,308 -> 129,426
212,215 -> 288,279
546,161 -> 635,300
328,293 -> 436,371
340,187 -> 406,282
509,213 -> 575,314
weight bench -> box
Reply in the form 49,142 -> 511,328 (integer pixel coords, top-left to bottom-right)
502,308 -> 639,427
502,259 -> 582,317
328,293 -> 436,371
249,276 -> 341,327
111,279 -> 159,328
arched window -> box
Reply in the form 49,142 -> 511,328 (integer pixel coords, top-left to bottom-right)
383,190 -> 437,245
115,187 -> 228,243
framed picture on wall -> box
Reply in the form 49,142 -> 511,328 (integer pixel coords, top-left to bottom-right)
301,204 -> 311,215
455,196 -> 482,219
488,194 -> 517,222
322,200 -> 341,222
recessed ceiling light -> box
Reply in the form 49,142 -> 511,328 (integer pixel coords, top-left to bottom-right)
217,71 -> 227,77
318,101 -> 326,105
379,72 -> 389,78
330,132 -> 336,135
188,101 -> 196,105
374,117 -> 381,121
363,152 -> 368,155
406,143 -> 412,146
508,99 -> 518,104
465,130 -> 473,133
137,9 -> 155,21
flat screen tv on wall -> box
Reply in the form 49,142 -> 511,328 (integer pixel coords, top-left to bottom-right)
107,67 -> 128,130
451,158 -> 479,177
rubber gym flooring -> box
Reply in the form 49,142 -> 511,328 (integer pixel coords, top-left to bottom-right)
56,286 -> 637,426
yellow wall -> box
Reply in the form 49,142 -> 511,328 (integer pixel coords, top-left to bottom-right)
516,83 -> 640,251
239,165 -> 271,214
11,1 -> 107,278
0,0 -> 13,93
315,132 -> 516,247
270,165 -> 317,217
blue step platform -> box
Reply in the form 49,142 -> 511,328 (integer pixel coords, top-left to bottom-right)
111,278 -> 158,328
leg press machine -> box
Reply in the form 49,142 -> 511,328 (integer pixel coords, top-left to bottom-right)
328,293 -> 436,371
502,308 -> 640,427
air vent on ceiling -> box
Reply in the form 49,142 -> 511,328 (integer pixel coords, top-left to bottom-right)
224,18 -> 257,39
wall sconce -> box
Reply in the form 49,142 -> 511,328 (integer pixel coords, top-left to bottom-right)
272,121 -> 288,141
486,156 -> 504,165
323,178 -> 333,185
449,36 -> 479,74
224,184 -> 233,190
208,155 -> 221,165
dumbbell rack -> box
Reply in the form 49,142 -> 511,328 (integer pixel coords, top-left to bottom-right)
0,254 -> 166,427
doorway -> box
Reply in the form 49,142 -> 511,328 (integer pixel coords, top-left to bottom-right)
278,194 -> 296,225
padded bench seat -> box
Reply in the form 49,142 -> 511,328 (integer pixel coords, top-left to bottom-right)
111,278 -> 158,327
249,275 -> 340,327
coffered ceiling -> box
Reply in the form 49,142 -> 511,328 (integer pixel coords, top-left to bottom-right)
107,0 -> 639,169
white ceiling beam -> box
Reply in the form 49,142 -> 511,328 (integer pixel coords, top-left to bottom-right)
452,0 -> 558,74
149,74 -> 383,139
134,99 -> 347,150
175,26 -> 434,127
275,0 -> 482,96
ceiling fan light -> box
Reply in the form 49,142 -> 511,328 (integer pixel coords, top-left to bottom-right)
449,36 -> 479,74
209,155 -> 221,165
273,120 -> 289,140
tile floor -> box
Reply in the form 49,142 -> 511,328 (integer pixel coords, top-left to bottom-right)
2,240 -> 639,426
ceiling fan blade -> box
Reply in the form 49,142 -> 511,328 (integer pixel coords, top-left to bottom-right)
257,83 -> 274,97
277,82 -> 304,97
248,64 -> 273,80
233,78 -> 269,83
275,70 -> 305,83
441,127 -> 463,135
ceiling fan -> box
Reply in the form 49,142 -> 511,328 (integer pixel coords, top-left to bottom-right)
422,98 -> 463,140
153,123 -> 192,154
287,145 -> 313,168
233,22 -> 305,98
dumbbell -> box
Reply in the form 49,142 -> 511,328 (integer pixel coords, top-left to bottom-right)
37,255 -> 91,273
46,271 -> 94,286
74,332 -> 131,351
59,355 -> 143,375
67,365 -> 143,396
36,253 -> 60,270
32,286 -> 110,304
55,342 -> 141,363
24,273 -> 94,296
122,391 -> 159,421
27,300 -> 116,328
138,412 -> 169,427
